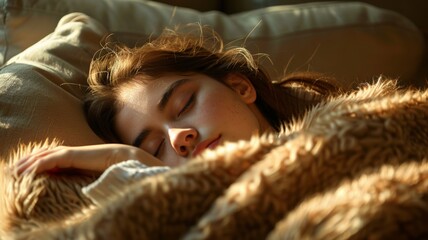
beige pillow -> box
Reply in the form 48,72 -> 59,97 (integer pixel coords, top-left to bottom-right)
0,13 -> 105,158
1,0 -> 425,84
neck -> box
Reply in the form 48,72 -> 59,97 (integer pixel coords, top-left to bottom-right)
249,104 -> 274,135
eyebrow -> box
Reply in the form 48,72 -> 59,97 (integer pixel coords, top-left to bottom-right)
132,78 -> 190,147
157,78 -> 190,111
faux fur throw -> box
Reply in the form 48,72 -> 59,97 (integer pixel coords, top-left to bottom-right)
1,80 -> 428,239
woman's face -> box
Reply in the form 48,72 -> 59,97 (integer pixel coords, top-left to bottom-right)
115,73 -> 270,167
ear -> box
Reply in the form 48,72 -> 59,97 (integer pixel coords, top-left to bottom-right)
224,73 -> 257,104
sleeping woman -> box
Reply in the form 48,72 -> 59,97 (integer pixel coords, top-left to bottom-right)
15,27 -> 340,174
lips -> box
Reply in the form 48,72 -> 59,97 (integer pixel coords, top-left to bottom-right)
192,135 -> 221,157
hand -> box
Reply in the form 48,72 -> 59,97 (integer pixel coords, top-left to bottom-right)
15,144 -> 165,175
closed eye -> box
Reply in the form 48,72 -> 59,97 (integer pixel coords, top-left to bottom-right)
178,93 -> 195,117
154,139 -> 165,158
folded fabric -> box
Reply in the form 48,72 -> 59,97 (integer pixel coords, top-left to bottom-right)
82,160 -> 170,205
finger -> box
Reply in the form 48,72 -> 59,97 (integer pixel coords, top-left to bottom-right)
18,148 -> 68,174
18,155 -> 48,175
15,153 -> 46,174
15,148 -> 51,167
21,156 -> 55,175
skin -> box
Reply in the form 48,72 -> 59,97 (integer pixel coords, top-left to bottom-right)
15,72 -> 271,174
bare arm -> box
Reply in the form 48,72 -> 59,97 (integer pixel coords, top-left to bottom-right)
15,144 -> 165,175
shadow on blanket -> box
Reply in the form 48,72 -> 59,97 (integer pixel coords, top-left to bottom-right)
1,79 -> 428,239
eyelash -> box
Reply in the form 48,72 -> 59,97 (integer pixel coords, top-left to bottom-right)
178,93 -> 195,117
154,139 -> 165,158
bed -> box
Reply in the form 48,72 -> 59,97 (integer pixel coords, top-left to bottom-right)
0,0 -> 427,239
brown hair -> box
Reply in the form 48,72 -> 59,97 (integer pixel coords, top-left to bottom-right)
85,26 -> 340,143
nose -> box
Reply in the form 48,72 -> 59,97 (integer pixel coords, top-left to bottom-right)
168,128 -> 198,157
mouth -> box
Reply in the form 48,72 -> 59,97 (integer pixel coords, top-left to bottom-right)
192,134 -> 221,157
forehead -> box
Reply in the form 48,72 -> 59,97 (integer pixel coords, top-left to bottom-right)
116,76 -> 167,110
115,77 -> 166,143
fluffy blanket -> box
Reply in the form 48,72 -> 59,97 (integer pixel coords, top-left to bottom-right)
1,80 -> 428,240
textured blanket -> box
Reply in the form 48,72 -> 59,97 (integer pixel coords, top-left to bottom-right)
1,80 -> 428,239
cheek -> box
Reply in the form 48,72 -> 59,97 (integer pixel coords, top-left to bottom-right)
195,93 -> 260,136
195,92 -> 237,122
